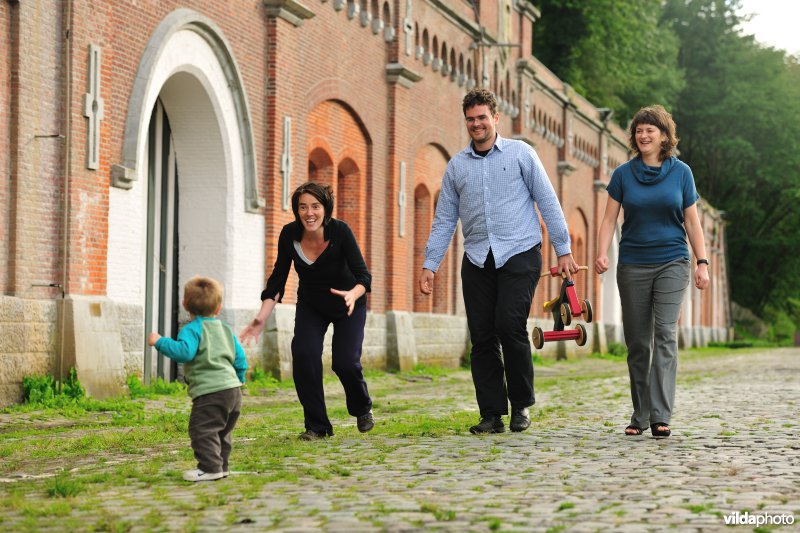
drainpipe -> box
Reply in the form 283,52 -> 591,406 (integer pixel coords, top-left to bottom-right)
57,0 -> 75,390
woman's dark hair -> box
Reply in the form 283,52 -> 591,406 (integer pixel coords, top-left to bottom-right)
628,105 -> 679,161
291,182 -> 334,226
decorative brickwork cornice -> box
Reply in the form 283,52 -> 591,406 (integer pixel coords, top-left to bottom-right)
386,63 -> 423,89
263,0 -> 315,27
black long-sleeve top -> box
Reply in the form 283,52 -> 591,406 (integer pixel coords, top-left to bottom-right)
261,219 -> 371,319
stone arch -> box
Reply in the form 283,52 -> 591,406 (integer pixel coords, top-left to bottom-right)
306,99 -> 371,259
108,9 -> 264,380
337,157 -> 365,246
568,208 -> 589,268
308,147 -> 335,188
412,143 -> 455,314
117,9 -> 257,213
382,1 -> 391,25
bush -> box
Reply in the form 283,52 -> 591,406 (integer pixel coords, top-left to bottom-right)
607,342 -> 628,358
707,340 -> 753,349
764,308 -> 795,346
126,375 -> 185,399
23,368 -> 85,406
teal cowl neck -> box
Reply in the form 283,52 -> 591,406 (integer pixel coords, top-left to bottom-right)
630,155 -> 677,185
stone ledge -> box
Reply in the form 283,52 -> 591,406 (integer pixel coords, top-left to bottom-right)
264,0 -> 315,27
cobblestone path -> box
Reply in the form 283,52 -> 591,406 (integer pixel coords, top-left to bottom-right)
1,348 -> 798,531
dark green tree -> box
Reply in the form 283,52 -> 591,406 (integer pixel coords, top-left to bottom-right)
663,0 -> 800,315
533,0 -> 684,123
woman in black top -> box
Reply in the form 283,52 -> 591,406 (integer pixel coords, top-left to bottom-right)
241,182 -> 374,440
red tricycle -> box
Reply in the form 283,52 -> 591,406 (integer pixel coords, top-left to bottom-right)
531,265 -> 593,350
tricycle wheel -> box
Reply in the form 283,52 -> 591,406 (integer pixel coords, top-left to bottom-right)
575,324 -> 587,346
532,327 -> 544,350
560,303 -> 572,326
581,299 -> 593,323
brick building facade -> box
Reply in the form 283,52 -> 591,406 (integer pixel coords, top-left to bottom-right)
0,0 -> 731,405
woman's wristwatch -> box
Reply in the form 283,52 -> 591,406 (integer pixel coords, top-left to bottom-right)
696,258 -> 709,266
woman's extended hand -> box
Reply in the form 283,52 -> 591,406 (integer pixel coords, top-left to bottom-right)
330,288 -> 357,316
330,285 -> 365,316
240,318 -> 266,346
240,297 -> 278,345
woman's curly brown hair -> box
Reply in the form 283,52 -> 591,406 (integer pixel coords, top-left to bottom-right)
628,105 -> 679,161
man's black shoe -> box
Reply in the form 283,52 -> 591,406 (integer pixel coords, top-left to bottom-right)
510,407 -> 531,432
299,429 -> 329,441
357,411 -> 374,433
469,416 -> 505,434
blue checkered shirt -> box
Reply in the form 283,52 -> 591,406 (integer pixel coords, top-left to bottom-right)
423,134 -> 572,271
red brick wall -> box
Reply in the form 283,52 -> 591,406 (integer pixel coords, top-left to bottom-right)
0,2 -> 12,292
5,1 -> 64,299
5,0 -> 728,331
61,1 -> 270,296
412,143 -> 451,313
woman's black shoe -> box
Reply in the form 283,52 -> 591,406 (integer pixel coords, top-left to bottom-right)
650,423 -> 671,438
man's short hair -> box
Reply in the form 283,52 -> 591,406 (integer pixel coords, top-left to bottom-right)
462,88 -> 498,117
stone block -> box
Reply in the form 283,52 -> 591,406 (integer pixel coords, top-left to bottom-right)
0,324 -> 27,353
0,296 -> 25,322
592,321 -> 608,354
386,311 -> 417,371
62,296 -> 126,399
22,299 -> 57,323
0,382 -> 24,407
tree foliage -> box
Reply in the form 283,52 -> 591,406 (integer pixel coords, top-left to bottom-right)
662,0 -> 800,314
533,0 -> 800,319
533,0 -> 684,123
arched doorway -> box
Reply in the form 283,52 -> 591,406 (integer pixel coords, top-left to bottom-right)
108,12 -> 262,382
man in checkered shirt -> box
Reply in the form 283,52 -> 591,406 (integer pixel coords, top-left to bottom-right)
418,88 -> 578,435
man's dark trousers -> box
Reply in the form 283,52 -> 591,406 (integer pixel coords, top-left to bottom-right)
461,246 -> 541,416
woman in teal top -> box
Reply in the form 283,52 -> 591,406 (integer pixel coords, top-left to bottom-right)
596,105 -> 710,438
